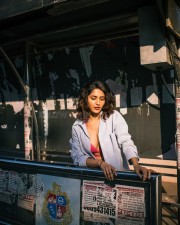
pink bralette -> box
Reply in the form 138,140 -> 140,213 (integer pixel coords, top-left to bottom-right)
91,144 -> 102,160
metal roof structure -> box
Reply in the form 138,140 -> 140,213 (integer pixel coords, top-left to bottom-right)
0,0 -> 157,56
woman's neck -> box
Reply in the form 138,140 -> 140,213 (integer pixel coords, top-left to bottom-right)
89,113 -> 101,121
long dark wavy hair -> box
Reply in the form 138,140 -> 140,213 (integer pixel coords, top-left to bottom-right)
77,80 -> 115,121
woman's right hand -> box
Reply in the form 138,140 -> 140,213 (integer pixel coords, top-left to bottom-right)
99,161 -> 117,181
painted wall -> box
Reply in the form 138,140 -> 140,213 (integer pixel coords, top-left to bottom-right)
0,37 -> 176,161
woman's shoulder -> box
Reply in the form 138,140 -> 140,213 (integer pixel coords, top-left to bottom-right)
72,119 -> 84,128
109,110 -> 125,123
111,110 -> 123,118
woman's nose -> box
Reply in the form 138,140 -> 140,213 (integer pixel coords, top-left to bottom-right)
96,99 -> 100,104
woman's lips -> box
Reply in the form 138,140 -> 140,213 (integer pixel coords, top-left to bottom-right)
94,107 -> 100,110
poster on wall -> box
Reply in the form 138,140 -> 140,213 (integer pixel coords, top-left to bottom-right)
0,170 -> 36,211
36,174 -> 81,225
82,180 -> 145,225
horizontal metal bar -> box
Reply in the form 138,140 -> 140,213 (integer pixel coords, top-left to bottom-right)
139,163 -> 177,169
0,157 -> 160,182
162,202 -> 180,208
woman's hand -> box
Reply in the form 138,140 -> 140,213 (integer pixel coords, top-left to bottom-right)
99,161 -> 117,181
130,157 -> 155,181
86,158 -> 117,180
133,164 -> 155,181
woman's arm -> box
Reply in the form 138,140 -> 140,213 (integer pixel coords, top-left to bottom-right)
86,157 -> 101,167
113,111 -> 155,180
113,111 -> 139,161
130,157 -> 155,181
70,127 -> 90,166
86,157 -> 117,181
70,135 -> 117,180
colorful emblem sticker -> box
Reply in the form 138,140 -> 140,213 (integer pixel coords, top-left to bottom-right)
42,182 -> 72,225
36,175 -> 80,225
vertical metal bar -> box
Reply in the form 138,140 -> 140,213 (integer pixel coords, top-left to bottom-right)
39,101 -> 48,161
167,31 -> 180,225
177,41 -> 180,225
24,41 -> 34,160
24,101 -> 33,160
175,83 -> 180,224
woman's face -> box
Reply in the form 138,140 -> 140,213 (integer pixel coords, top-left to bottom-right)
87,88 -> 105,115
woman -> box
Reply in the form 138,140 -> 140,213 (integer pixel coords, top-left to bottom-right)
70,80 -> 154,181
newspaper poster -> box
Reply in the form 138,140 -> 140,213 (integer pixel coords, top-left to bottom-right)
82,180 -> 116,218
35,174 -> 81,225
0,170 -> 19,193
82,181 -> 146,224
17,194 -> 35,211
0,170 -> 9,192
8,171 -> 19,193
0,170 -> 36,211
16,173 -> 36,211
115,217 -> 145,225
83,211 -> 115,224
116,185 -> 145,219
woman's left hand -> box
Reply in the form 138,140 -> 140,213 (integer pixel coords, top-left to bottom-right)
133,164 -> 155,181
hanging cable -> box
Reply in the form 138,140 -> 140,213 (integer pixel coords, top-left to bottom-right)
0,47 -> 28,95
